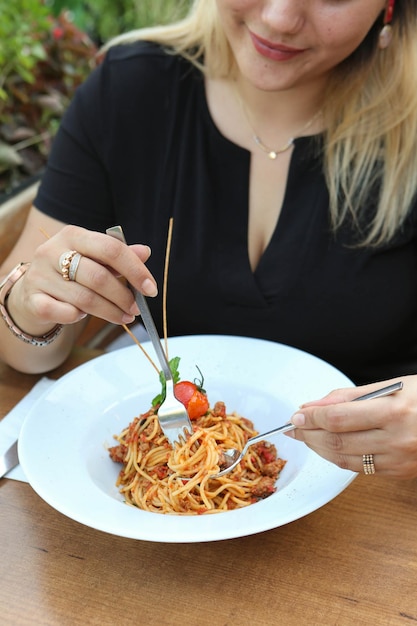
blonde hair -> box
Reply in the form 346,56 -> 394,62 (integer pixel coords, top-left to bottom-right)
107,0 -> 417,245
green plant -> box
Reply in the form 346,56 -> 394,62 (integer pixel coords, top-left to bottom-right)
49,0 -> 192,44
0,0 -> 191,199
0,0 -> 49,96
0,2 -> 97,197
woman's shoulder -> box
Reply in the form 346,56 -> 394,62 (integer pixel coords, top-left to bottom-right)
103,40 -> 196,80
88,40 -> 200,107
105,39 -> 171,63
70,39 -> 201,128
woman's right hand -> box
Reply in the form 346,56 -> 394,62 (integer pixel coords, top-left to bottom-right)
5,223 -> 158,339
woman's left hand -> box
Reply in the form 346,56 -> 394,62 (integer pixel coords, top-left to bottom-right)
286,376 -> 417,479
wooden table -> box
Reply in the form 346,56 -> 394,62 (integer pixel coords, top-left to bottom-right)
1,350 -> 417,626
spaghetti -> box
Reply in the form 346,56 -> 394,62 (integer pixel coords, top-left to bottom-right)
109,399 -> 286,515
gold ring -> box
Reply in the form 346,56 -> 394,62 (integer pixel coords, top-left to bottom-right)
363,454 -> 376,475
59,250 -> 78,281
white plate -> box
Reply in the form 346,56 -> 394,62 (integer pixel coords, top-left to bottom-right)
19,335 -> 356,543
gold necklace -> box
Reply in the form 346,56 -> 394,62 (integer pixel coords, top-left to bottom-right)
236,89 -> 321,160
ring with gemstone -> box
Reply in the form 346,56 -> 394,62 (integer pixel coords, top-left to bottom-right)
362,454 -> 376,475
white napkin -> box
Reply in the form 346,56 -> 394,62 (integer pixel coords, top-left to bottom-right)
0,377 -> 55,482
1,325 -> 147,483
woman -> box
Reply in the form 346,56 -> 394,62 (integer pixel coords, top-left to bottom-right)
1,0 -> 417,478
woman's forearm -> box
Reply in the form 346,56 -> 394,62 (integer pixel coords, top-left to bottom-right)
0,265 -> 84,373
0,319 -> 78,373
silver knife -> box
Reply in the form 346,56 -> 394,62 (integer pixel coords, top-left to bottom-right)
0,440 -> 19,478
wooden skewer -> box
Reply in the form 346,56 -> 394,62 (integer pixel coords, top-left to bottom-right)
39,227 -> 51,239
121,324 -> 159,373
162,217 -> 174,360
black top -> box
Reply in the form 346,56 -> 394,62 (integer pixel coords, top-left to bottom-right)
35,41 -> 417,385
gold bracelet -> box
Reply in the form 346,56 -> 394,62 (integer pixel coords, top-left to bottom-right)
0,262 -> 63,346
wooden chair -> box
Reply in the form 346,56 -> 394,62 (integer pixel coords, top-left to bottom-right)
0,182 -> 38,266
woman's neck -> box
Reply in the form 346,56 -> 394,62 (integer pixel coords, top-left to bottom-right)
233,74 -> 325,138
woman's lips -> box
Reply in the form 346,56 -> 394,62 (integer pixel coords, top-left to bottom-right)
249,30 -> 306,61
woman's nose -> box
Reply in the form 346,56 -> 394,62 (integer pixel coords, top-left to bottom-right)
261,0 -> 306,35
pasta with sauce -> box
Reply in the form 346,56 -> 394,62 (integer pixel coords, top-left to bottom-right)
109,399 -> 286,515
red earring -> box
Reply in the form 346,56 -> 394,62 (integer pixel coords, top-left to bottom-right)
379,0 -> 395,49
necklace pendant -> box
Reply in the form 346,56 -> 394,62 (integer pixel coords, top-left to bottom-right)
268,151 -> 278,160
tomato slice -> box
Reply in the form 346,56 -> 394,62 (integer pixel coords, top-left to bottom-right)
174,381 -> 196,406
174,381 -> 209,419
187,390 -> 209,419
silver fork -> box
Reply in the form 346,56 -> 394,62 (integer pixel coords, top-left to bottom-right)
212,380 -> 403,478
106,226 -> 192,446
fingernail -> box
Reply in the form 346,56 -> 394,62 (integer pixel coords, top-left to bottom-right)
137,244 -> 151,257
142,279 -> 158,297
122,313 -> 136,324
77,312 -> 88,321
129,302 -> 140,316
291,413 -> 305,427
